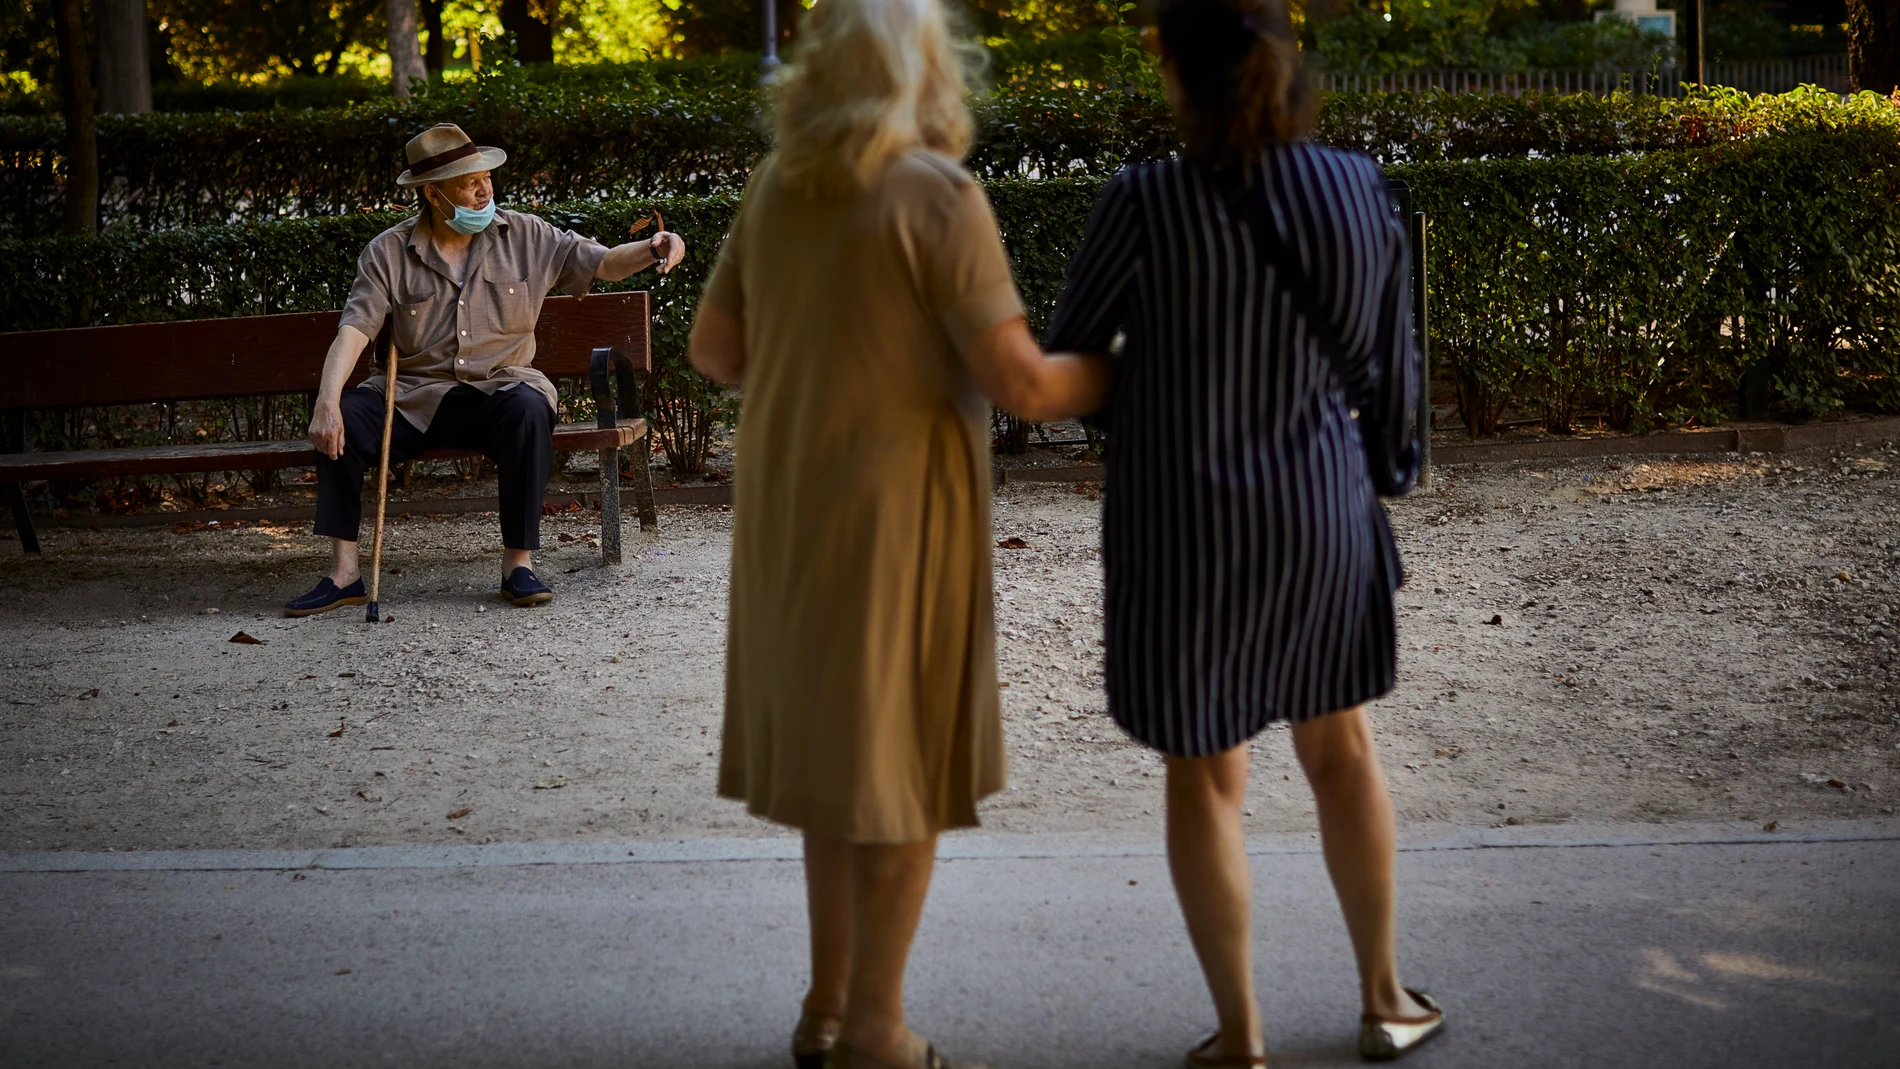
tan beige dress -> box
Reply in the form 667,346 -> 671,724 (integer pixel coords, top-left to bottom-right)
704,150 -> 1024,843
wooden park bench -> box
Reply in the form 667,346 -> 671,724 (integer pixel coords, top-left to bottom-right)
0,292 -> 658,562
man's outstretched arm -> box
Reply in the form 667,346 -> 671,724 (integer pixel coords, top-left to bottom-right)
597,232 -> 687,281
307,325 -> 371,460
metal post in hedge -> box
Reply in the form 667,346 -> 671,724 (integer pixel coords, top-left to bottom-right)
760,0 -> 781,85
1683,0 -> 1705,90
1388,178 -> 1432,489
1411,209 -> 1431,488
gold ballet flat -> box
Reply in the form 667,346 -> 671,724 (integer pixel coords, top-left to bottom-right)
1359,989 -> 1445,1061
792,1011 -> 842,1069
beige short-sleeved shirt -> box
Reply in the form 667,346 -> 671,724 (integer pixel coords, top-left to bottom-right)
339,209 -> 608,431
709,150 -> 1026,843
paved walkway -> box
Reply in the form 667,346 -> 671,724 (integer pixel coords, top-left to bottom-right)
2,823 -> 1896,1068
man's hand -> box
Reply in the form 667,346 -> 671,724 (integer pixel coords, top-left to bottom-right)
598,233 -> 688,281
308,399 -> 346,460
650,231 -> 686,274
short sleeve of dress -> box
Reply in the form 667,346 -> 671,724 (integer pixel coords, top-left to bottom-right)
701,160 -> 772,321
700,217 -> 745,321
1045,170 -> 1142,355
924,178 -> 1025,356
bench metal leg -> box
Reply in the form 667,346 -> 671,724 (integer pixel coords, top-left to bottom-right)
4,482 -> 37,554
2,412 -> 35,554
630,433 -> 658,532
598,448 -> 623,566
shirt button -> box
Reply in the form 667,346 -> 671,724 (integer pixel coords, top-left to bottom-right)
460,329 -> 467,336
458,299 -> 465,306
408,309 -> 416,316
508,287 -> 515,294
457,358 -> 465,364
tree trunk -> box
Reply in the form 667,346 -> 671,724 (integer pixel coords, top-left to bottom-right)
96,0 -> 151,114
385,0 -> 428,97
54,0 -> 97,236
420,0 -> 447,75
500,0 -> 555,64
1848,0 -> 1900,94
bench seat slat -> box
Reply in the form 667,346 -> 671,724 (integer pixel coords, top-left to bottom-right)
0,420 -> 646,481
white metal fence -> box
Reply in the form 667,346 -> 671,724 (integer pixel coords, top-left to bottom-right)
1319,53 -> 1850,96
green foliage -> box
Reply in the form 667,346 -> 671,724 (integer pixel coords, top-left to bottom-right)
1409,127 -> 1900,431
1705,0 -> 1847,62
5,129 -> 1897,469
152,0 -> 391,81
1314,1 -> 1676,74
8,83 -> 1896,236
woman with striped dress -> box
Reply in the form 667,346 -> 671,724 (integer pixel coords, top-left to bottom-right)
1045,0 -> 1445,1063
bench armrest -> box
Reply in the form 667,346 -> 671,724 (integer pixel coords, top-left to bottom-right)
589,347 -> 644,429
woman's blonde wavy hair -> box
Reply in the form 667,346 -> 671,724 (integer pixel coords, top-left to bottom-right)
772,0 -> 981,195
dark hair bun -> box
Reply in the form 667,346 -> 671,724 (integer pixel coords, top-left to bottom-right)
1151,0 -> 1315,164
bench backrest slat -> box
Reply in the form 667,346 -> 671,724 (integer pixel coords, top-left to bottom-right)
0,292 -> 650,410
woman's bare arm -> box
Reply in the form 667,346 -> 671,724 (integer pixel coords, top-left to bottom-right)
964,316 -> 1109,423
689,303 -> 746,386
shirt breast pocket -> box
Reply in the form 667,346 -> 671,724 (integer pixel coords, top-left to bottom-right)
393,298 -> 436,353
483,278 -> 536,336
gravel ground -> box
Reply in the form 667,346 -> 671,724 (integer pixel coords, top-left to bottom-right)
2,441 -> 1896,853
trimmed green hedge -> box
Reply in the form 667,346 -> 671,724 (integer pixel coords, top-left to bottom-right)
1410,127 -> 1900,432
6,85 -> 1896,236
5,130 -> 1898,463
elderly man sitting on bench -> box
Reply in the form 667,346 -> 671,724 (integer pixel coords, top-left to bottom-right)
287,123 -> 686,617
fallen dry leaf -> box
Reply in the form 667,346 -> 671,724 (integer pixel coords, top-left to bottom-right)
335,968 -> 352,976
997,537 -> 1031,549
327,721 -> 346,739
78,688 -> 99,700
229,631 -> 264,645
446,807 -> 472,820
533,776 -> 568,790
558,532 -> 575,543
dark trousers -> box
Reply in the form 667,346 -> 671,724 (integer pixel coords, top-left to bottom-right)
314,384 -> 553,550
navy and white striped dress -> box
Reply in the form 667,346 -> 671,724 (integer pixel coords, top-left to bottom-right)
1046,143 -> 1417,758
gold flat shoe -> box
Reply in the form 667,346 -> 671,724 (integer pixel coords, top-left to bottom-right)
827,1038 -> 981,1069
1359,989 -> 1445,1061
1186,1031 -> 1270,1067
792,1011 -> 842,1069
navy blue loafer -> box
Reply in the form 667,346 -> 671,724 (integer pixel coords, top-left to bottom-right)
284,576 -> 367,617
501,567 -> 553,606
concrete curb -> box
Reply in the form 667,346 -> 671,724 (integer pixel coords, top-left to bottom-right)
2,820 -> 1891,874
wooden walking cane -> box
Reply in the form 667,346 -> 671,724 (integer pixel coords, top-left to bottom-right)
366,335 -> 398,623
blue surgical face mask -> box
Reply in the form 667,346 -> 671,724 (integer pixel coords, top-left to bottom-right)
441,199 -> 496,235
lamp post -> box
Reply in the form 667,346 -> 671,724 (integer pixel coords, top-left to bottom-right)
1683,0 -> 1705,88
761,0 -> 781,85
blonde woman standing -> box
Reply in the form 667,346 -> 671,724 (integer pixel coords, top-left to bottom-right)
688,0 -> 1107,1066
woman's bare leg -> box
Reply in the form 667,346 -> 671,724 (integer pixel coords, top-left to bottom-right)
836,837 -> 940,1065
1291,706 -> 1428,1020
802,833 -> 854,1020
1165,745 -> 1266,1058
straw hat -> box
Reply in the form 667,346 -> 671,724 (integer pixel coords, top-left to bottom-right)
396,123 -> 508,188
